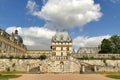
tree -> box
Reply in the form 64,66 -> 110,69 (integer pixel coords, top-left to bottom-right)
110,35 -> 120,53
99,35 -> 120,54
99,39 -> 112,53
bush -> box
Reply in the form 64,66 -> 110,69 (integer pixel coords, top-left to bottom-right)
0,55 -> 6,58
12,63 -> 15,68
39,55 -> 47,60
21,55 -> 25,59
6,67 -> 10,72
27,55 -> 32,59
111,56 -> 116,60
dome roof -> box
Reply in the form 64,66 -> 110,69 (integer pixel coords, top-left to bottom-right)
14,30 -> 23,43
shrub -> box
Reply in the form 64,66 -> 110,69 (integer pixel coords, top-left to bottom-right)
111,56 -> 116,60
12,63 -> 15,68
6,67 -> 10,72
39,55 -> 47,60
21,55 -> 25,59
27,55 -> 32,59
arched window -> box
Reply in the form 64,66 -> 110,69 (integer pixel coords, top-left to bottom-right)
60,35 -> 63,40
61,52 -> 63,56
0,41 -> 2,47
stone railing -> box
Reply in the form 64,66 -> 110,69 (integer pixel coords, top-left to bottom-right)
72,53 -> 120,59
0,53 -> 50,59
98,66 -> 120,72
27,61 -> 41,72
51,56 -> 70,61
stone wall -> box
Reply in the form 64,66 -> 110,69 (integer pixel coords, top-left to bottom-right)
79,60 -> 120,72
73,53 -> 120,59
0,59 -> 41,71
0,58 -> 120,73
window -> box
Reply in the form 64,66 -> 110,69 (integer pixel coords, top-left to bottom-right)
67,47 -> 69,51
52,52 -> 56,56
61,47 -> 63,50
0,41 -> 2,47
53,47 -> 56,50
61,52 -> 63,56
60,35 -> 63,40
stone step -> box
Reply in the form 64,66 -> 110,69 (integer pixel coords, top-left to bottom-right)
29,66 -> 40,74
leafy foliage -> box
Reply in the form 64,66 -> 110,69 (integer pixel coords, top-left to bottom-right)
99,35 -> 120,54
39,55 -> 47,60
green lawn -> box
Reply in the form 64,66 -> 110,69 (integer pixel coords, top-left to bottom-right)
98,72 -> 120,74
0,71 -> 26,74
0,75 -> 21,80
98,72 -> 120,79
106,74 -> 120,79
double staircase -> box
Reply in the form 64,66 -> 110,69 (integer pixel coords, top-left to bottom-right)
29,66 -> 40,74
83,66 -> 95,74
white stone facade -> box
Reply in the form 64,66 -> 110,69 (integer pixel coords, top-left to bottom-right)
0,29 -> 120,73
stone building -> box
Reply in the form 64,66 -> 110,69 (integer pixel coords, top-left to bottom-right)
77,47 -> 100,54
0,29 -> 27,53
0,29 -> 120,73
51,29 -> 73,56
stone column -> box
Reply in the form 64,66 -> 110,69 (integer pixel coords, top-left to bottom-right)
81,65 -> 85,73
27,64 -> 30,72
1,42 -> 4,53
94,65 -> 97,72
39,64 -> 41,73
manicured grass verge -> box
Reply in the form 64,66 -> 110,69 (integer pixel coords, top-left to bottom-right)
98,72 -> 120,74
106,74 -> 120,79
0,71 -> 26,74
0,75 -> 21,80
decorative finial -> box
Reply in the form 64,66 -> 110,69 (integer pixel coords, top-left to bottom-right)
63,29 -> 67,32
15,30 -> 18,34
56,29 -> 59,32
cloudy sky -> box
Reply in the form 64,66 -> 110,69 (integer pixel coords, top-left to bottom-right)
0,0 -> 120,50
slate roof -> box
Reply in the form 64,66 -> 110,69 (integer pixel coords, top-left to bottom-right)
14,30 -> 23,43
52,30 -> 72,42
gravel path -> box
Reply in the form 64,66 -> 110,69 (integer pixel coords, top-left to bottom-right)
9,74 -> 114,80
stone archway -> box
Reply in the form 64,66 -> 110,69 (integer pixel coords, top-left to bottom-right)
60,61 -> 64,72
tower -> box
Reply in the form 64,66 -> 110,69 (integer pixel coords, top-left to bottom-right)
51,29 -> 72,57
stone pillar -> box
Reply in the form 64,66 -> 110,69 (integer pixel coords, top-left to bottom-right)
27,64 -> 30,72
39,64 -> 41,73
1,42 -> 4,53
81,65 -> 85,73
94,65 -> 97,72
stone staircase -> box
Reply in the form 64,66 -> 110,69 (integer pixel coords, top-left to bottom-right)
83,66 -> 95,74
29,58 -> 51,73
28,56 -> 97,74
29,66 -> 40,74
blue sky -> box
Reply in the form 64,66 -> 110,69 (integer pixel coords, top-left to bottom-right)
0,0 -> 120,50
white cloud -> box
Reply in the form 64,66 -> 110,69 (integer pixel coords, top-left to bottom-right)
73,35 -> 111,49
5,26 -> 111,50
26,0 -> 102,28
6,25 -> 55,50
109,0 -> 120,3
26,0 -> 39,15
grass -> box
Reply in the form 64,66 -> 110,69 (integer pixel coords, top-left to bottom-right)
0,71 -> 26,74
0,75 -> 21,80
98,72 -> 120,79
0,71 -> 25,80
98,71 -> 120,74
106,74 -> 120,79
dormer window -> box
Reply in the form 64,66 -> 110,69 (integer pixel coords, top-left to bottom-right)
61,35 -> 63,40
67,36 -> 70,41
